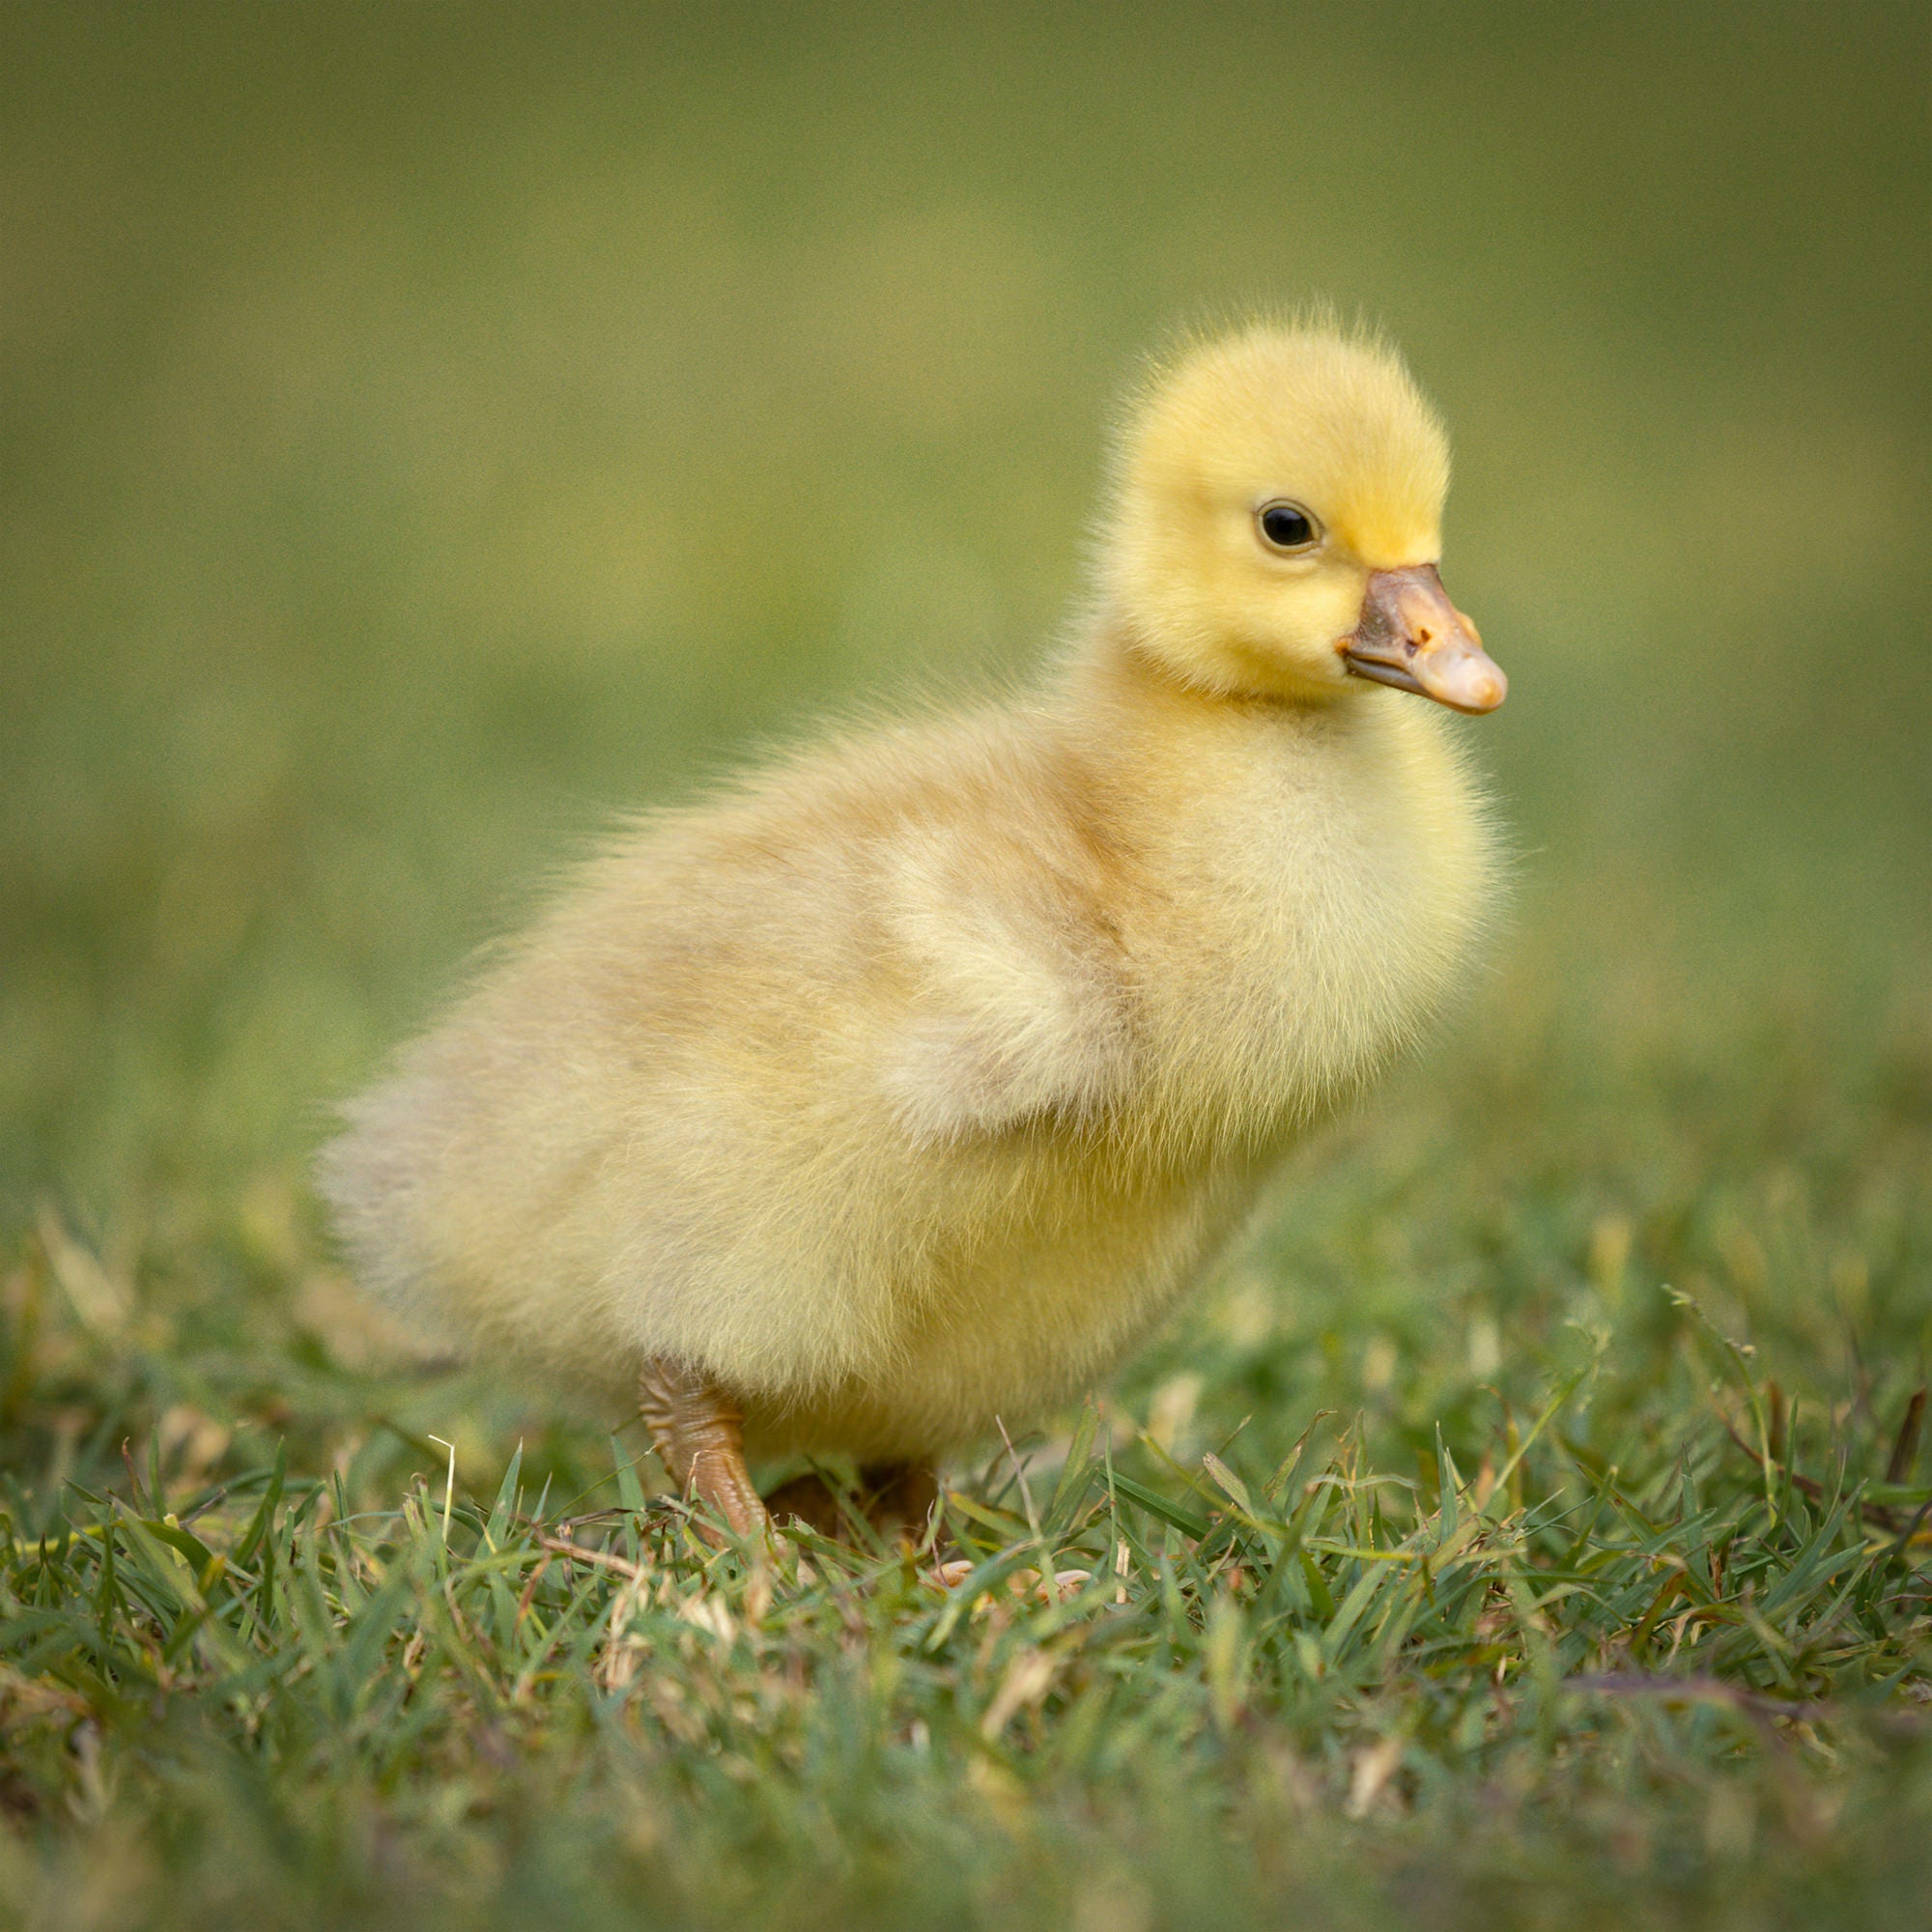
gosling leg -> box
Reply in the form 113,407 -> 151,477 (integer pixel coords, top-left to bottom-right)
861,1463 -> 941,1537
639,1356 -> 768,1537
761,1462 -> 940,1542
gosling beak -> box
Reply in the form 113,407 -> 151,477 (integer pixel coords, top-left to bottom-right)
1340,564 -> 1507,715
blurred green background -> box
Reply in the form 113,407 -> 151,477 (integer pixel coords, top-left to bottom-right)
2,0 -> 1927,1374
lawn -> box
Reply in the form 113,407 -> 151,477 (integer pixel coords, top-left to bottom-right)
3,6 -> 1929,1927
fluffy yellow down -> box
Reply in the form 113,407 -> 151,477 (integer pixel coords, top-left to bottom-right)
318,320 -> 1502,1464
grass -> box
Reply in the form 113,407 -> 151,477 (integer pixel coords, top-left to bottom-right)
3,4 -> 1930,1926
3,1185 -> 1930,1930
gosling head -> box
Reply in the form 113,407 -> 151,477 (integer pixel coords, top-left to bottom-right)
1099,320 -> 1506,716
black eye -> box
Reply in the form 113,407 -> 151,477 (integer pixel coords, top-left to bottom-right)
1258,502 -> 1318,552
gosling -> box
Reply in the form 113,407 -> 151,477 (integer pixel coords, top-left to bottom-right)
319,319 -> 1507,1535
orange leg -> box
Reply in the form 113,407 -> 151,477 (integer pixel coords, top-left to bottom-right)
639,1357 -> 767,1537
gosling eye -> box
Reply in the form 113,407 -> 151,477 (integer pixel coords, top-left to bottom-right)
1257,501 -> 1321,553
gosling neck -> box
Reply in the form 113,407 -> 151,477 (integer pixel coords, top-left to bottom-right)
1050,607 -> 1377,777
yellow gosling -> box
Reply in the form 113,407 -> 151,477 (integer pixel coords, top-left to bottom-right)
318,319 -> 1508,1534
